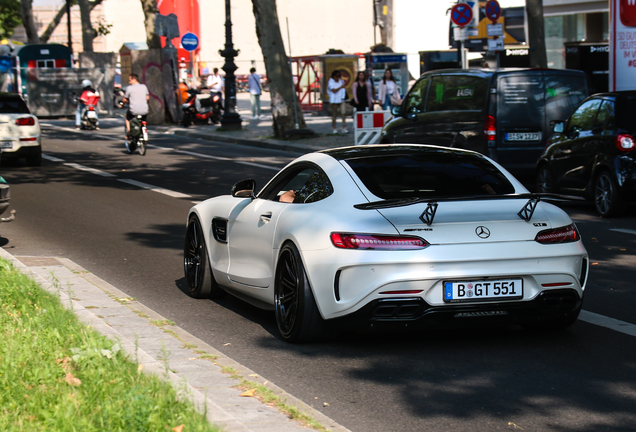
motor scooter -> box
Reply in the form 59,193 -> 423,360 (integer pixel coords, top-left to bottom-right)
79,90 -> 100,130
181,90 -> 222,127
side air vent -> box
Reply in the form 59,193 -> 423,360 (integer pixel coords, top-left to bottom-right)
212,217 -> 227,243
580,258 -> 588,287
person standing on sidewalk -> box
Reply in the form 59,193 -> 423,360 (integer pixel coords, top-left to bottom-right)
248,67 -> 262,120
206,68 -> 224,103
352,71 -> 373,112
328,69 -> 347,134
378,69 -> 399,111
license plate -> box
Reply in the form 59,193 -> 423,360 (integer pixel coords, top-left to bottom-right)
0,141 -> 12,149
86,111 -> 98,119
505,132 -> 540,141
444,278 -> 523,303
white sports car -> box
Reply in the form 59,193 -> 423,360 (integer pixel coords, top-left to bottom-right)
0,92 -> 42,166
184,145 -> 589,342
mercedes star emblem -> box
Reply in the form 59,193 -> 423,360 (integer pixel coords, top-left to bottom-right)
475,226 -> 491,239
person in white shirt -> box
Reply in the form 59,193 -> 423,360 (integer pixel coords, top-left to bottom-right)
328,69 -> 348,134
206,68 -> 224,102
378,69 -> 399,110
248,67 -> 262,119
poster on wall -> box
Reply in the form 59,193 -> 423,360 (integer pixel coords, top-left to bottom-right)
610,0 -> 636,90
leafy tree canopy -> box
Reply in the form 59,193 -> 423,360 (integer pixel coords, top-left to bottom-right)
0,0 -> 22,39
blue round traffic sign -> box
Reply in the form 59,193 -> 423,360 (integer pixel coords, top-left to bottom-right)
485,0 -> 502,23
451,3 -> 473,28
181,32 -> 199,52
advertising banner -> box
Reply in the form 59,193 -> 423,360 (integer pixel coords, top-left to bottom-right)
610,0 -> 636,90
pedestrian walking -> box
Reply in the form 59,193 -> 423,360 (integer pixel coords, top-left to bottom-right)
352,71 -> 373,112
378,69 -> 401,111
328,69 -> 348,134
248,67 -> 262,119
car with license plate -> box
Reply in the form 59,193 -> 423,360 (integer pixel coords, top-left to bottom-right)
381,68 -> 591,175
0,92 -> 42,166
184,145 -> 589,342
536,91 -> 636,217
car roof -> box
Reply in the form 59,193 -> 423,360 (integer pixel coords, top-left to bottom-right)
320,144 -> 483,161
0,92 -> 25,100
418,68 -> 588,79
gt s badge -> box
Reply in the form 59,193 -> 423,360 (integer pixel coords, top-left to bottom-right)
533,222 -> 547,227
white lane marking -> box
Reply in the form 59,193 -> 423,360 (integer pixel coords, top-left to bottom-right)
235,161 -> 279,171
610,228 -> 636,236
63,163 -> 117,177
579,310 -> 636,338
117,179 -> 191,199
42,154 -> 65,162
177,149 -> 231,161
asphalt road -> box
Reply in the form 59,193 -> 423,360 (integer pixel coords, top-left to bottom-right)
2,121 -> 636,432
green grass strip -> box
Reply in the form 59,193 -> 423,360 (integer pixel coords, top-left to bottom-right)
0,258 -> 218,432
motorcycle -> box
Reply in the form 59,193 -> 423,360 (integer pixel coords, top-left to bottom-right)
125,115 -> 148,156
79,89 -> 100,130
181,90 -> 222,127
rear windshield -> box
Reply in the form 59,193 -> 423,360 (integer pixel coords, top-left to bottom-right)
345,151 -> 515,200
617,96 -> 636,131
426,75 -> 488,112
0,97 -> 30,114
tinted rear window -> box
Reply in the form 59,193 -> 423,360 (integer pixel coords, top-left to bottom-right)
345,151 -> 515,200
0,97 -> 30,114
426,75 -> 488,112
498,75 -> 544,127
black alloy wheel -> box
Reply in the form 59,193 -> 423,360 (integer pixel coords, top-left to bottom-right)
274,243 -> 325,343
536,165 -> 554,193
593,171 -> 624,217
183,215 -> 224,299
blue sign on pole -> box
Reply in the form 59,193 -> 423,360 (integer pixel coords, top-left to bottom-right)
181,32 -> 199,52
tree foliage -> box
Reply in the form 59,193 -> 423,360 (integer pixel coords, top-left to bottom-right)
0,0 -> 22,39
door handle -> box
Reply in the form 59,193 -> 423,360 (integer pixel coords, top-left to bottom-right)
260,212 -> 272,222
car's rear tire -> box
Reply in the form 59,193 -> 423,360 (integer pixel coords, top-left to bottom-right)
274,243 -> 325,343
536,164 -> 554,193
593,171 -> 625,217
184,215 -> 225,299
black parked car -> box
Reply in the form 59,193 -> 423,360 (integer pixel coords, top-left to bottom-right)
536,91 -> 636,217
381,68 -> 591,175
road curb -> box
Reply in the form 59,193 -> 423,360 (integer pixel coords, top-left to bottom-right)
0,248 -> 351,432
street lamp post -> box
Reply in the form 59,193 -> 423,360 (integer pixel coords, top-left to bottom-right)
219,0 -> 242,130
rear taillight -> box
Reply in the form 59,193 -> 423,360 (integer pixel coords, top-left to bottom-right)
212,95 -> 220,103
535,224 -> 580,244
330,233 -> 428,250
88,106 -> 95,111
141,121 -> 147,126
615,134 -> 634,152
484,115 -> 496,141
15,117 -> 35,126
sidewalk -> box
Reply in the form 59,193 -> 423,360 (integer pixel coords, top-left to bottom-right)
0,248 -> 350,432
149,91 -> 359,154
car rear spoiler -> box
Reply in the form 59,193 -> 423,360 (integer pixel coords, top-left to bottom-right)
353,193 -> 584,226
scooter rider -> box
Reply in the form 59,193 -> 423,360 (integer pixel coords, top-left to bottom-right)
76,79 -> 99,130
122,73 -> 149,139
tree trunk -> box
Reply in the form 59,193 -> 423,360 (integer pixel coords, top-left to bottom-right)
140,0 -> 161,49
77,0 -> 95,52
251,0 -> 306,138
19,0 -> 40,44
40,0 -> 102,43
526,0 -> 547,68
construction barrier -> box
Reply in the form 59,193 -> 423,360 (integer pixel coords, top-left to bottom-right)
354,110 -> 392,145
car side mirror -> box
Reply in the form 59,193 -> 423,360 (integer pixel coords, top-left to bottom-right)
552,121 -> 564,133
391,106 -> 402,117
231,179 -> 256,198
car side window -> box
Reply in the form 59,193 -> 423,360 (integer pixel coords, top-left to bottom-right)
595,100 -> 616,133
261,166 -> 334,204
426,75 -> 488,112
403,77 -> 430,113
567,99 -> 602,133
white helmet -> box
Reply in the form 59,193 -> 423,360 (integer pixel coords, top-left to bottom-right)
82,79 -> 92,88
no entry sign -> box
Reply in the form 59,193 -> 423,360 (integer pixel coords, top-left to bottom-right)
451,3 -> 473,28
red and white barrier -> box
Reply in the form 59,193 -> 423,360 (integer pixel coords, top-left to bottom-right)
354,110 -> 392,145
